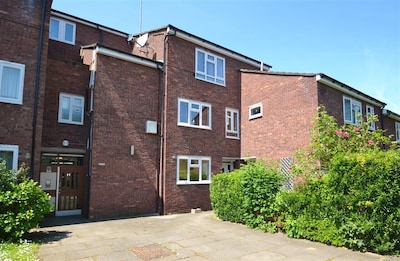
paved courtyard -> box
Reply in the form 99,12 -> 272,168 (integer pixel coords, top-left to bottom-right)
31,211 -> 400,261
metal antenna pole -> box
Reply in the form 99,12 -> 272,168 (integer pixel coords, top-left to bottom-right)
139,0 -> 142,33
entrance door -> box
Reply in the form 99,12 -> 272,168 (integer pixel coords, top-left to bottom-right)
40,154 -> 85,216
57,165 -> 85,216
222,161 -> 235,173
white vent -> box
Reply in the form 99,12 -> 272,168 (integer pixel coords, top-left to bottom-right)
146,120 -> 157,134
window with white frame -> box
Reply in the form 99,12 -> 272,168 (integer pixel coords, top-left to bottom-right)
249,102 -> 263,120
366,105 -> 375,130
195,48 -> 225,86
0,60 -> 25,105
343,96 -> 362,125
177,155 -> 211,184
58,93 -> 84,125
49,17 -> 76,45
396,122 -> 400,141
178,98 -> 211,129
0,145 -> 18,170
226,108 -> 239,139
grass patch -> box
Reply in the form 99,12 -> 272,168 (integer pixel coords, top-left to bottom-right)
0,241 -> 39,261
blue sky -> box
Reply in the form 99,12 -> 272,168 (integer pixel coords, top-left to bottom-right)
53,0 -> 399,113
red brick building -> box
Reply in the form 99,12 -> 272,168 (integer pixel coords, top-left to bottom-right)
1,1 -> 399,218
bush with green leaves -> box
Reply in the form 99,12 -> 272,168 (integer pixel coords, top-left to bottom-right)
0,162 -> 53,242
210,169 -> 246,223
240,161 -> 283,231
277,106 -> 400,255
278,150 -> 400,254
210,161 -> 283,231
292,106 -> 393,179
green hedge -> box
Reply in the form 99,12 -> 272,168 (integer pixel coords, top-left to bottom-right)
278,150 -> 400,255
210,169 -> 246,223
0,162 -> 53,242
210,161 -> 283,231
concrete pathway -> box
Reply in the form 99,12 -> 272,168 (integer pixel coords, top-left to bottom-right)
31,211 -> 400,261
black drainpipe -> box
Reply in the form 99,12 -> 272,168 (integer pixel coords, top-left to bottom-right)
30,0 -> 47,177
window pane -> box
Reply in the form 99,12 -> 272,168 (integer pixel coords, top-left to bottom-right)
202,106 -> 209,126
189,166 -> 199,181
217,58 -> 224,78
1,67 -> 20,98
206,61 -> 215,77
61,97 -> 70,120
233,112 -> 238,131
344,99 -> 351,121
197,51 -> 205,73
73,97 -> 82,106
251,106 -> 260,116
72,107 -> 82,122
0,150 -> 13,170
65,23 -> 74,42
178,159 -> 188,181
352,103 -> 361,124
201,160 -> 210,180
190,111 -> 200,125
179,101 -> 188,123
50,19 -> 59,39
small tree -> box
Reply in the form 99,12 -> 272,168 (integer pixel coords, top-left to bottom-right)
0,162 -> 54,242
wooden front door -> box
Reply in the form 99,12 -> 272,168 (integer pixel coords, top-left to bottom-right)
57,165 -> 85,215
40,154 -> 86,216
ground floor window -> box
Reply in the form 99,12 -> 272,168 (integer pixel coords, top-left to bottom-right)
177,155 -> 211,184
0,145 -> 18,170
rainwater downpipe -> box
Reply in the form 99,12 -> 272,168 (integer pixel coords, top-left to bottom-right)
30,0 -> 47,177
158,27 -> 176,214
84,56 -> 96,219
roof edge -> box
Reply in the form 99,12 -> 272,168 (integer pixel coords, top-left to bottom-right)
316,74 -> 386,108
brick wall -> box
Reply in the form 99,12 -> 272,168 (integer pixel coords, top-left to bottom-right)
88,55 -> 161,218
0,0 -> 52,178
162,36 -> 257,214
241,73 -> 318,161
317,82 -> 384,129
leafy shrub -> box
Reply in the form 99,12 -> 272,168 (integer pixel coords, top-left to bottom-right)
241,161 -> 283,230
210,161 -> 283,231
0,162 -> 53,242
278,150 -> 400,255
210,169 -> 246,223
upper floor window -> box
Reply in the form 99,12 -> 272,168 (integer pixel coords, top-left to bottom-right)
178,98 -> 211,129
50,17 -> 76,45
0,145 -> 18,170
195,48 -> 225,86
0,60 -> 25,105
58,93 -> 84,125
226,108 -> 239,139
343,96 -> 361,125
366,105 -> 375,130
177,155 -> 211,185
396,122 -> 400,141
249,102 -> 263,120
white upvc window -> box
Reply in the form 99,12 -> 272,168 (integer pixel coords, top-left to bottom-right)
366,105 -> 375,130
177,155 -> 211,185
249,102 -> 263,120
178,98 -> 211,129
58,93 -> 84,125
343,96 -> 362,125
396,122 -> 400,141
49,17 -> 76,45
226,108 -> 239,139
0,145 -> 18,170
0,60 -> 25,105
195,48 -> 225,86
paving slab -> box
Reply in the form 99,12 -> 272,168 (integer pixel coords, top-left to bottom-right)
30,211 -> 400,261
